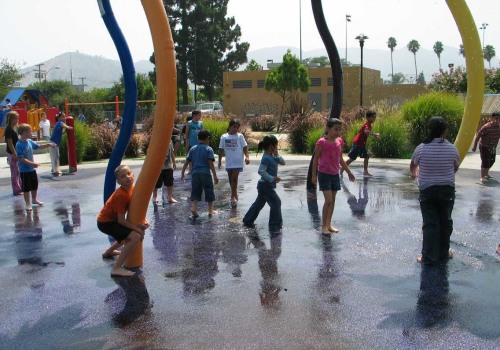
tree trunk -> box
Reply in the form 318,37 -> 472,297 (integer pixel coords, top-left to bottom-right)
413,54 -> 418,81
391,51 -> 394,84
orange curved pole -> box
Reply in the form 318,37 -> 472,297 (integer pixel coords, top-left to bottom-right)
125,0 -> 176,267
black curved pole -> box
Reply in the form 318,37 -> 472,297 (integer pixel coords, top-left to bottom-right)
307,0 -> 344,191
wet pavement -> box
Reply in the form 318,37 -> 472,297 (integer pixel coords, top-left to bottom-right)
0,157 -> 499,350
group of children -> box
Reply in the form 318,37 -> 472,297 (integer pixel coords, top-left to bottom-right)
86,109 -> 499,276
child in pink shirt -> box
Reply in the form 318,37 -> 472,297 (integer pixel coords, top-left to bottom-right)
311,118 -> 355,235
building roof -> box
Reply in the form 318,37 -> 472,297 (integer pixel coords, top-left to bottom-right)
1,88 -> 49,107
482,94 -> 500,115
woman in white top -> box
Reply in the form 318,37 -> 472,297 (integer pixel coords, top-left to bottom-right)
218,119 -> 250,207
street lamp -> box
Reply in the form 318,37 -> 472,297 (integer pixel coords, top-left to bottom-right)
355,33 -> 368,106
299,0 -> 302,63
479,23 -> 488,49
345,15 -> 351,64
44,67 -> 60,82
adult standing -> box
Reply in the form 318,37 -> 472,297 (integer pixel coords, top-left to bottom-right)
4,111 -> 23,195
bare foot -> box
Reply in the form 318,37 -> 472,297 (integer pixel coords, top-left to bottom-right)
321,229 -> 332,235
328,226 -> 339,233
208,210 -> 218,216
25,207 -> 33,212
417,255 -> 423,263
168,198 -> 178,204
33,200 -> 44,206
191,210 -> 199,218
363,172 -> 373,177
102,250 -> 121,259
111,267 -> 135,277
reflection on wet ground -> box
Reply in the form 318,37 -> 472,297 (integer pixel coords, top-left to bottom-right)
0,161 -> 498,349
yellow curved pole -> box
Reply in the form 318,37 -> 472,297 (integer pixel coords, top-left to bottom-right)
125,0 -> 176,267
446,0 -> 485,164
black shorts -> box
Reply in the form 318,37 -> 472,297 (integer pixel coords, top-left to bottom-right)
172,135 -> 180,143
479,145 -> 496,168
155,168 -> 174,188
97,221 -> 133,242
20,170 -> 38,192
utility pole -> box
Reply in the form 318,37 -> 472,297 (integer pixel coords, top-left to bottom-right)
33,63 -> 45,83
77,77 -> 86,92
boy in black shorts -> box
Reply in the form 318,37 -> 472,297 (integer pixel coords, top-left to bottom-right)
153,140 -> 177,205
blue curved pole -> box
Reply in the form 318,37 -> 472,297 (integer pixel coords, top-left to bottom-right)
98,0 -> 138,203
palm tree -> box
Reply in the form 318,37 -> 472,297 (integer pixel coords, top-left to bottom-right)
387,37 -> 397,83
459,44 -> 466,59
433,41 -> 444,69
407,39 -> 420,82
483,45 -> 496,68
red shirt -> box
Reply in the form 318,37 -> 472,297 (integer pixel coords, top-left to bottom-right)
97,186 -> 133,222
352,121 -> 372,148
477,121 -> 500,150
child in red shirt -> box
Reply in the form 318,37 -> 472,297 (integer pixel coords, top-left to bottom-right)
97,165 -> 148,277
345,110 -> 380,176
472,112 -> 500,183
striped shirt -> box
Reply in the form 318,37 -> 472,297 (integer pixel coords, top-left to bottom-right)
477,121 -> 500,150
411,139 -> 459,190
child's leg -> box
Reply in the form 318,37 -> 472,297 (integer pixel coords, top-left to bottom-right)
363,158 -> 372,176
321,190 -> 334,234
102,241 -> 123,258
152,188 -> 159,203
166,185 -> 177,203
327,191 -> 338,232
112,231 -> 141,276
228,170 -> 239,201
191,200 -> 199,217
31,190 -> 43,206
208,201 -> 217,216
23,191 -> 32,210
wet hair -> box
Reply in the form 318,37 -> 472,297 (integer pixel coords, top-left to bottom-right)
17,123 -> 32,135
56,111 -> 65,120
423,116 -> 447,144
6,111 -> 19,126
326,118 -> 343,128
192,110 -> 201,118
492,111 -> 500,117
228,118 -> 240,128
114,165 -> 131,179
257,135 -> 278,153
6,99 -> 10,102
366,110 -> 377,119
198,129 -> 211,141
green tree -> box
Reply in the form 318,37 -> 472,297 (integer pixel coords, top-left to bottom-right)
416,71 -> 426,84
407,39 -> 420,82
459,44 -> 466,58
433,41 -> 444,68
245,59 -> 263,71
483,45 -> 496,68
264,49 -> 310,131
387,37 -> 397,83
302,56 -> 330,67
0,58 -> 23,98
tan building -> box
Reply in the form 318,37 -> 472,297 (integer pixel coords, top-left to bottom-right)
222,66 -> 427,117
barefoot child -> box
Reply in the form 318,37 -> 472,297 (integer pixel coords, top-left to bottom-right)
218,119 -> 250,207
311,118 -> 355,234
410,117 -> 459,265
471,111 -> 500,183
153,140 -> 177,205
181,130 -> 219,217
97,165 -> 148,277
49,112 -> 73,176
243,135 -> 285,233
15,124 -> 56,211
345,109 -> 380,176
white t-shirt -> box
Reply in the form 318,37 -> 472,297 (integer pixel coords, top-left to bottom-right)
39,119 -> 51,138
219,132 -> 247,169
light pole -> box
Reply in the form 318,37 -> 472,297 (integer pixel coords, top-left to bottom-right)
355,33 -> 368,106
299,0 -> 302,63
345,15 -> 351,64
479,23 -> 488,50
44,67 -> 60,82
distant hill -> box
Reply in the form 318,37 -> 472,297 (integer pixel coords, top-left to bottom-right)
17,47 -> 498,90
18,52 -> 154,90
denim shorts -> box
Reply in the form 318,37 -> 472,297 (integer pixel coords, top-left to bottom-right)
318,171 -> 340,191
348,143 -> 369,160
191,173 -> 215,202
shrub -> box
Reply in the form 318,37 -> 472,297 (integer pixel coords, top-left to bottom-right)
370,115 -> 411,158
305,127 -> 325,154
401,92 -> 464,147
202,118 -> 229,151
344,119 -> 365,153
59,121 -> 91,165
82,125 -> 118,161
287,112 -> 327,153
125,133 -> 145,158
249,115 -> 276,131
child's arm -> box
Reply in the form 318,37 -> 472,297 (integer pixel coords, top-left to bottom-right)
218,149 -> 224,169
19,156 -> 39,168
340,157 -> 355,182
117,213 -> 145,238
472,128 -> 483,152
62,122 -> 73,131
311,145 -> 322,185
243,146 -> 250,165
209,160 -> 219,184
410,160 -> 419,179
258,159 -> 280,183
181,159 -> 191,181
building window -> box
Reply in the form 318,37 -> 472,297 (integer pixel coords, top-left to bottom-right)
232,80 -> 252,89
257,79 -> 265,88
310,77 -> 321,87
327,77 -> 333,86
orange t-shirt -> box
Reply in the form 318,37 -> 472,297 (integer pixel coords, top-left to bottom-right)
97,186 -> 133,223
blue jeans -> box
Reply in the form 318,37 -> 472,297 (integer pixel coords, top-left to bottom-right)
243,181 -> 282,230
419,185 -> 455,265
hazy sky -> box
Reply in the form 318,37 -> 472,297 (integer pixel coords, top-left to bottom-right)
3,0 -> 499,68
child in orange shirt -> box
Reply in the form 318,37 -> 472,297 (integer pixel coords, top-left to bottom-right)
97,165 -> 148,277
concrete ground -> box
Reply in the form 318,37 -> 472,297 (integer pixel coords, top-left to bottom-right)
0,151 -> 499,350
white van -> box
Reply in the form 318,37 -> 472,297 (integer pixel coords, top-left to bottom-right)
196,101 -> 223,114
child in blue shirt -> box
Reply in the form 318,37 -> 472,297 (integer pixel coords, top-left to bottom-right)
49,112 -> 72,176
243,135 -> 285,233
15,123 -> 55,211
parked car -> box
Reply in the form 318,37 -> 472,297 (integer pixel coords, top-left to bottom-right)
196,101 -> 223,114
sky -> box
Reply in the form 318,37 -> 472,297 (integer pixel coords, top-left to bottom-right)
3,0 -> 499,68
